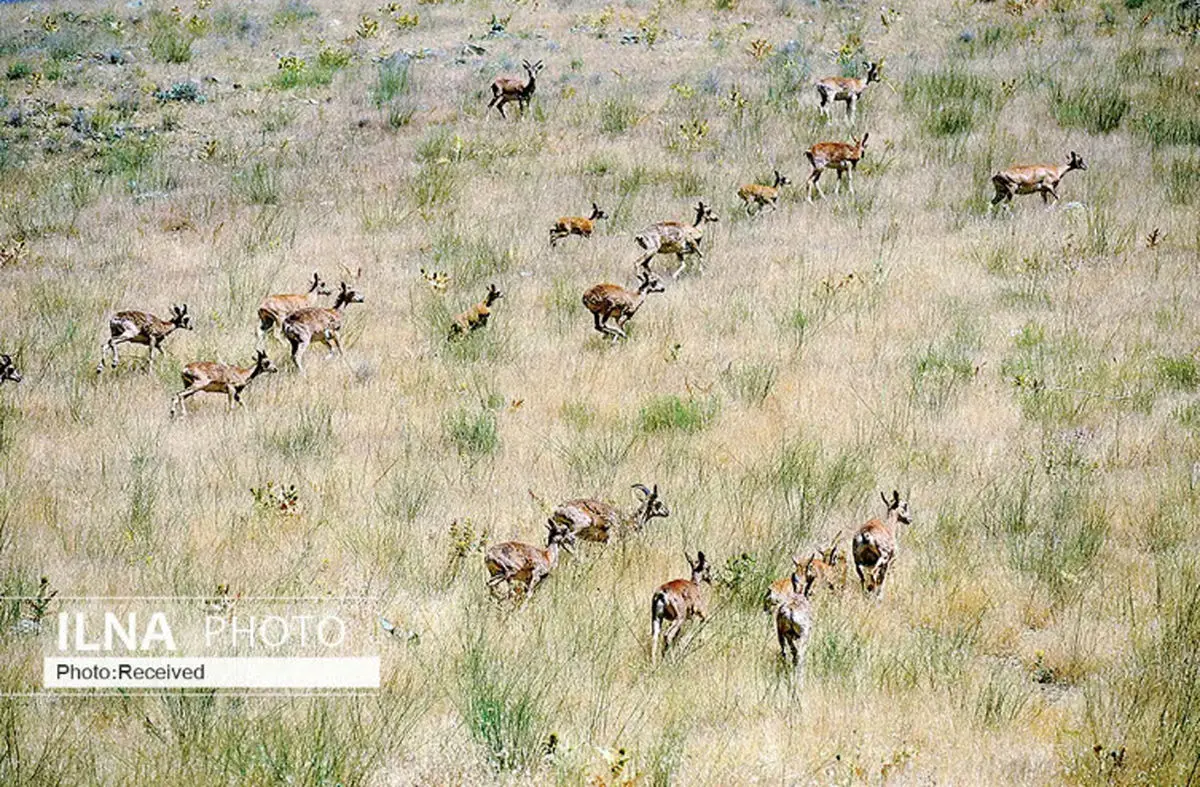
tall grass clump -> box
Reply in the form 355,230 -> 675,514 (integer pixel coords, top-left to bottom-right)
444,405 -> 499,459
233,159 -> 281,205
458,636 -> 548,772
265,403 -> 335,459
148,15 -> 195,63
1049,79 -> 1129,134
599,95 -> 640,135
1163,155 -> 1200,205
904,66 -> 995,137
909,313 -> 981,410
637,394 -> 719,434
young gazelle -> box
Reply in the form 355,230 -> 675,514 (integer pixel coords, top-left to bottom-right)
169,350 -> 278,417
281,282 -> 364,373
550,203 -> 608,247
775,556 -> 815,670
256,272 -> 332,347
737,171 -> 791,215
852,490 -> 911,598
488,59 -> 543,119
0,354 -> 21,384
582,267 -> 665,344
991,151 -> 1087,208
97,304 -> 193,373
551,483 -> 670,543
815,61 -> 881,122
650,551 -> 712,663
806,134 -> 869,202
635,201 -> 720,279
484,520 -> 577,599
448,284 -> 503,339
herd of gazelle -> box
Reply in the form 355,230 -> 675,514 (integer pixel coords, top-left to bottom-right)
485,483 -> 910,668
86,269 -> 366,414
0,61 -> 1085,407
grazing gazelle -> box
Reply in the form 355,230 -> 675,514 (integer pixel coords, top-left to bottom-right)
488,59 -> 543,118
650,551 -> 712,663
551,483 -> 670,543
991,151 -> 1088,208
805,133 -> 869,202
97,304 -> 193,373
484,520 -> 576,599
582,266 -> 665,344
737,170 -> 791,215
281,282 -> 364,373
774,555 -> 815,670
0,354 -> 21,384
635,201 -> 719,279
448,284 -> 503,339
169,350 -> 278,417
815,61 -> 882,121
256,272 -> 332,347
550,203 -> 608,247
852,490 -> 911,598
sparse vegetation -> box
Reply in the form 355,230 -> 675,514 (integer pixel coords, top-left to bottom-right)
0,0 -> 1197,783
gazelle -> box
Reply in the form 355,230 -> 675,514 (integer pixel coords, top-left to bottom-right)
551,483 -> 670,543
484,520 -> 576,599
281,282 -> 364,373
448,284 -> 503,339
169,350 -> 278,417
256,272 -> 332,347
550,203 -> 608,247
815,61 -> 882,121
762,542 -> 845,611
852,490 -> 911,598
991,151 -> 1087,208
805,133 -> 869,202
0,354 -> 21,384
582,267 -> 665,344
650,551 -> 712,663
774,556 -> 815,669
488,59 -> 543,118
737,170 -> 791,215
97,304 -> 192,373
635,201 -> 719,279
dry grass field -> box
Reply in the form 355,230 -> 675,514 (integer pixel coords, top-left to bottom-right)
2,0 -> 1200,783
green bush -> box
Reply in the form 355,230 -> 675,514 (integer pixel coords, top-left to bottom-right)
1155,354 -> 1200,390
5,62 -> 31,80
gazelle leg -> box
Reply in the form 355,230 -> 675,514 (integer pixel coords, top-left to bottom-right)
226,384 -> 237,411
845,96 -> 855,122
672,253 -> 687,280
290,337 -> 309,374
170,386 -> 201,417
847,168 -> 855,196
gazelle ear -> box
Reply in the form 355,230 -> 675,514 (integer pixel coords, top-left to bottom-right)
892,490 -> 901,506
696,550 -> 706,566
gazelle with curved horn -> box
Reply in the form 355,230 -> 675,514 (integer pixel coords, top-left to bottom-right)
97,304 -> 193,373
851,490 -> 911,598
550,483 -> 670,543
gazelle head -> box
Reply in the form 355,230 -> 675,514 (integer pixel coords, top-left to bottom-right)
170,304 -> 193,331
0,354 -> 21,384
253,350 -> 279,375
692,201 -> 720,226
864,60 -> 882,84
334,282 -> 365,309
632,483 -> 670,523
309,272 -> 333,297
483,284 -> 504,307
635,267 -> 666,295
881,489 -> 911,525
772,170 -> 791,188
522,59 -> 545,80
545,519 -> 577,554
856,133 -> 870,153
1067,151 -> 1088,172
792,554 -> 817,597
686,551 -> 713,585
589,202 -> 608,222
